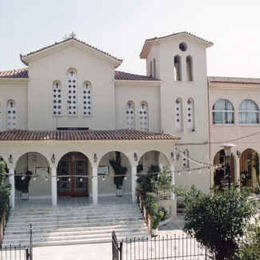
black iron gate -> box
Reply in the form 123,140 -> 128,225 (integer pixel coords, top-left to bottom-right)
0,224 -> 33,260
112,231 -> 123,260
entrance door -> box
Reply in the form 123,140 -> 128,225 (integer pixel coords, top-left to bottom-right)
57,153 -> 88,196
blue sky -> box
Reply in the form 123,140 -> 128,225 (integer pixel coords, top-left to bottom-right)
1,0 -> 260,77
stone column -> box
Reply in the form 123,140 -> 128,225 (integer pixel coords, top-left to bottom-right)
92,165 -> 98,205
9,168 -> 15,209
235,156 -> 241,189
170,164 -> 175,200
131,166 -> 137,202
51,167 -> 57,207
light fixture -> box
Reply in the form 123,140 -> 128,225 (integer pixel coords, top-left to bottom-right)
57,178 -> 60,182
134,153 -> 138,162
102,176 -> 105,181
79,178 -> 83,182
8,154 -> 13,164
21,175 -> 26,180
68,178 -> 71,182
221,143 -> 235,157
124,176 -> 127,181
93,153 -> 98,163
237,150 -> 241,158
51,154 -> 56,164
33,176 -> 36,181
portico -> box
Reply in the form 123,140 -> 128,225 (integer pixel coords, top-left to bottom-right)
0,129 -> 178,209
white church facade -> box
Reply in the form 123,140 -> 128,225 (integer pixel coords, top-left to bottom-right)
1,31 -> 259,210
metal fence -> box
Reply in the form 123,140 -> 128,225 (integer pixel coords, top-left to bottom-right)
0,224 -> 33,260
112,232 -> 215,260
0,245 -> 31,260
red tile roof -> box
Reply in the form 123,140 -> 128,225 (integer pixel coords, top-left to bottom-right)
0,68 -> 159,81
0,130 -> 177,141
21,37 -> 122,65
115,71 -> 159,81
0,68 -> 28,78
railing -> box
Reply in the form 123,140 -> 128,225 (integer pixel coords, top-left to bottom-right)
136,189 -> 152,235
115,233 -> 215,260
0,245 -> 31,260
0,209 -> 6,245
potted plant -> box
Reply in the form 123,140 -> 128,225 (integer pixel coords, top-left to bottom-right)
109,152 -> 127,197
15,171 -> 32,200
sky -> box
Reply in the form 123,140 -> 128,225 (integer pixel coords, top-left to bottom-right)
1,0 -> 260,77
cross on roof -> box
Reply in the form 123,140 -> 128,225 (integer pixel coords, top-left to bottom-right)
69,32 -> 76,38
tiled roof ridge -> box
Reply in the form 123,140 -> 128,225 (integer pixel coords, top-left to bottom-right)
22,37 -> 122,63
0,129 -> 177,141
115,70 -> 160,81
208,76 -> 260,84
145,31 -> 213,46
0,67 -> 28,78
0,68 -> 160,81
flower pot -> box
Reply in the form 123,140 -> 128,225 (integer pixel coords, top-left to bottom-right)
151,228 -> 158,237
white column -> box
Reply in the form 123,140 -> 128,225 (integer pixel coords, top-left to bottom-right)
51,167 -> 57,207
170,164 -> 175,200
9,168 -> 15,209
131,166 -> 137,202
92,165 -> 98,205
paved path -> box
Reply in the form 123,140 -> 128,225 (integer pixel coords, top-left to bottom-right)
33,243 -> 112,260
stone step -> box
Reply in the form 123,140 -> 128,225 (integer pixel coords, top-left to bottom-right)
3,203 -> 149,246
5,222 -> 146,237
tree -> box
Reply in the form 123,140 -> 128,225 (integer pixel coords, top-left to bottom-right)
109,152 -> 127,189
176,186 -> 254,260
0,159 -> 10,216
236,217 -> 260,259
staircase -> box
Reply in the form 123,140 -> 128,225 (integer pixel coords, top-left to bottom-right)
2,203 -> 149,246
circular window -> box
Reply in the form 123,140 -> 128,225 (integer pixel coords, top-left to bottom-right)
179,42 -> 187,52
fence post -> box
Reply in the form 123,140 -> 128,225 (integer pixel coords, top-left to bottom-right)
29,224 -> 33,260
119,241 -> 123,260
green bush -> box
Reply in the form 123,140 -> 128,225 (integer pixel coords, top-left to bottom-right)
176,185 -> 254,260
0,174 -> 10,217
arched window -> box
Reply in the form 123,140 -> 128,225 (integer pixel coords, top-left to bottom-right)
182,149 -> 190,168
138,102 -> 149,131
6,99 -> 16,130
174,55 -> 182,81
239,99 -> 259,124
213,99 -> 234,124
126,101 -> 135,129
52,81 -> 62,116
83,81 -> 92,116
175,98 -> 183,132
67,68 -> 78,116
187,98 -> 195,131
186,56 -> 193,81
153,58 -> 156,78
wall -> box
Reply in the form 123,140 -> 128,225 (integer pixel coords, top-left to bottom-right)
27,45 -> 116,130
0,79 -> 28,130
115,81 -> 161,132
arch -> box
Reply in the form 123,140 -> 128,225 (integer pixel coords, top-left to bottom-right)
174,55 -> 182,81
239,99 -> 259,124
52,80 -> 62,116
6,99 -> 16,130
57,151 -> 90,197
83,81 -> 92,116
186,56 -> 193,81
187,98 -> 195,131
212,99 -> 234,124
67,68 -> 78,116
126,100 -> 135,129
137,150 -> 171,174
138,101 -> 149,131
240,148 -> 259,192
175,97 -> 183,132
213,149 -> 235,187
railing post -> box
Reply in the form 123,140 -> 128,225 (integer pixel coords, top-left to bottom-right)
119,241 -> 123,260
29,224 -> 33,260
